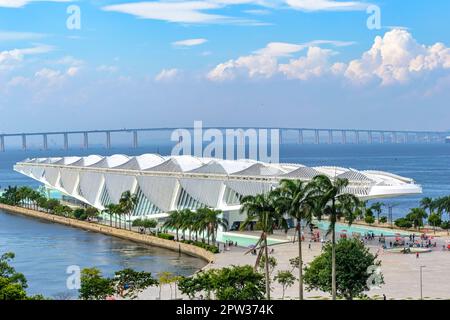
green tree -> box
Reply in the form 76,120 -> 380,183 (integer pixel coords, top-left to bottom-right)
158,271 -> 174,299
133,218 -> 158,233
79,268 -> 114,300
73,208 -> 87,220
119,190 -> 139,230
370,202 -> 384,223
304,238 -> 383,300
240,192 -> 287,300
102,203 -> 121,228
0,252 -> 44,300
0,252 -> 27,300
364,214 -> 375,225
395,217 -> 413,229
85,207 -> 99,220
420,197 -> 435,216
310,175 -> 360,300
0,186 -> 19,205
276,179 -> 315,300
178,265 -> 265,300
53,204 -> 73,217
197,207 -> 228,245
45,199 -> 61,214
441,220 -> 450,235
406,208 -> 428,230
163,210 -> 183,241
258,255 -> 277,276
274,270 -> 296,300
428,213 -> 442,234
113,268 -> 158,299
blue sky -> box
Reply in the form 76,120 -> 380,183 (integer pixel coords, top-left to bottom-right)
1,0 -> 450,132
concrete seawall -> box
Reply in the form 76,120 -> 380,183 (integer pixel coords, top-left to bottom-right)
0,203 -> 215,263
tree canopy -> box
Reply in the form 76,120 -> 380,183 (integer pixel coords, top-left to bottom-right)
304,238 -> 383,300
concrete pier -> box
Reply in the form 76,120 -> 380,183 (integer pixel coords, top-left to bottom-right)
22,134 -> 27,151
133,130 -> 138,148
43,134 -> 48,150
83,132 -> 89,149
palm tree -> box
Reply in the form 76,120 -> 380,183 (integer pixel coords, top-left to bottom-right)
420,197 -> 435,216
119,191 -> 139,231
191,209 -> 205,241
198,207 -> 228,245
310,175 -> 360,300
163,210 -> 183,241
178,209 -> 192,241
370,202 -> 384,223
277,179 -> 315,300
240,191 -> 287,300
184,209 -> 195,241
102,203 -> 120,228
407,207 -> 428,230
17,186 -> 32,209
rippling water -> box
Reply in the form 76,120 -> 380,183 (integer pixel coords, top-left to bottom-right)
0,210 -> 206,298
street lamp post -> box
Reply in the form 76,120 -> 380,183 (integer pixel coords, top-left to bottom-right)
420,265 -> 426,300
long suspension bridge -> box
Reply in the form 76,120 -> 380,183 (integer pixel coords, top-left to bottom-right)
1,127 -> 449,152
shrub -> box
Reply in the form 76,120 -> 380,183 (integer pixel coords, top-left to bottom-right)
85,207 -> 99,218
73,208 -> 86,220
395,218 -> 413,229
441,221 -> 450,230
379,216 -> 387,224
364,215 -> 375,225
157,233 -> 175,240
178,265 -> 265,300
133,218 -> 157,229
132,218 -> 143,227
181,240 -> 219,253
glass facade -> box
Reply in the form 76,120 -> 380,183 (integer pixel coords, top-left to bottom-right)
132,186 -> 163,216
223,186 -> 242,205
176,187 -> 206,210
99,184 -> 113,207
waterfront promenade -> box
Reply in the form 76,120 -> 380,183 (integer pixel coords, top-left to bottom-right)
3,203 -> 450,300
136,236 -> 450,300
0,204 -> 214,263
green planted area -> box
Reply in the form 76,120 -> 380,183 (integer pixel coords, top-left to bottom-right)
0,186 -> 99,222
181,240 -> 219,253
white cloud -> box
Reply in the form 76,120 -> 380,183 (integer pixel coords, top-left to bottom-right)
155,68 -> 180,82
66,66 -> 79,77
0,44 -> 54,71
35,67 -> 61,80
208,29 -> 450,85
101,0 -> 281,25
103,1 -> 231,24
207,40 -> 353,81
344,29 -> 450,85
101,0 -> 367,25
279,46 -> 336,80
254,42 -> 304,57
285,0 -> 368,11
97,65 -> 119,73
0,0 -> 71,8
55,55 -> 84,67
172,38 -> 208,47
0,30 -> 47,41
243,9 -> 271,15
